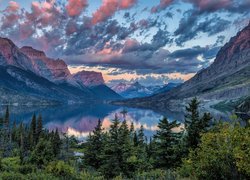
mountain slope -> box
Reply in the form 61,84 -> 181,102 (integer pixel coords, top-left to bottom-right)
111,82 -> 157,98
0,37 -> 121,103
115,23 -> 250,110
0,65 -> 97,105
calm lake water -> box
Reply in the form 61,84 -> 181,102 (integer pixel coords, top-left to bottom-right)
0,103 -> 230,140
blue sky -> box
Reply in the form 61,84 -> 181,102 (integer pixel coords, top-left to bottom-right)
0,0 -> 249,86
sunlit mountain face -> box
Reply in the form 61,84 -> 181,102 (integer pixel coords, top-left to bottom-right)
0,0 -> 249,87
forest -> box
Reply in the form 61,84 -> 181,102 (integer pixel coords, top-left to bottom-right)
0,98 -> 249,180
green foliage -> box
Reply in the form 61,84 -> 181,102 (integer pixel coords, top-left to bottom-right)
0,157 -> 21,172
46,161 -> 76,178
178,123 -> 250,179
30,138 -> 54,167
184,98 -> 212,151
153,117 -> 182,169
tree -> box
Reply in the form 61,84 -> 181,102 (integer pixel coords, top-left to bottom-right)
29,114 -> 37,147
84,119 -> 104,170
30,138 -> 54,167
51,129 -> 61,157
4,106 -> 10,128
184,98 -> 212,150
36,114 -> 43,141
100,115 -> 122,178
153,117 -> 181,169
179,123 -> 250,179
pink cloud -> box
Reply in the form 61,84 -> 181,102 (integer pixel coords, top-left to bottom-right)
151,0 -> 174,13
66,0 -> 88,17
6,1 -> 20,12
1,1 -> 20,29
92,0 -> 137,25
26,1 -> 60,27
185,0 -> 232,12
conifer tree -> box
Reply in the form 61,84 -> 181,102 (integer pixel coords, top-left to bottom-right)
118,120 -> 133,177
184,98 -> 212,150
36,114 -> 43,141
153,117 -> 181,169
84,119 -> 104,170
100,115 -> 121,178
51,129 -> 61,157
4,106 -> 9,128
29,114 -> 37,147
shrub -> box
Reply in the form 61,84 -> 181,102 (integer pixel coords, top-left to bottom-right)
46,161 -> 76,178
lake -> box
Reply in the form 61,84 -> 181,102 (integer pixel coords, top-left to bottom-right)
0,103 -> 230,140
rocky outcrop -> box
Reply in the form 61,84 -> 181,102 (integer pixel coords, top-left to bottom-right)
0,38 -> 34,71
73,70 -> 105,87
20,46 -> 71,83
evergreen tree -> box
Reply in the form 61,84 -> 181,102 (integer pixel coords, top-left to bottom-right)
29,114 -> 37,147
36,114 -> 43,141
100,115 -> 121,178
184,98 -> 212,150
118,120 -> 133,177
4,106 -> 9,128
153,117 -> 181,169
84,119 -> 104,170
52,129 -> 61,157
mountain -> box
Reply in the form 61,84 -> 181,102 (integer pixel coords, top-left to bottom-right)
111,82 -> 155,98
0,37 -> 121,104
20,46 -> 71,83
73,70 -> 105,87
73,70 -> 122,100
114,23 -> 250,111
0,65 -> 95,105
153,83 -> 181,94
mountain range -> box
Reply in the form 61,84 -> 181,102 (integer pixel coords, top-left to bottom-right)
111,82 -> 181,98
114,22 -> 250,112
0,38 -> 121,105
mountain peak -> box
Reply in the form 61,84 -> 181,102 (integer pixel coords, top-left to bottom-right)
73,70 -> 105,87
20,46 -> 46,58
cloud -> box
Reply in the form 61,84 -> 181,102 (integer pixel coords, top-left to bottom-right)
66,0 -> 88,17
92,0 -> 137,25
174,11 -> 230,45
184,0 -> 232,12
151,0 -> 174,13
5,1 -> 20,12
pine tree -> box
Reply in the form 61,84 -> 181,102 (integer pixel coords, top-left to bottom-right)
184,98 -> 212,150
118,120 -> 133,177
29,114 -> 37,147
153,117 -> 181,169
138,125 -> 145,147
4,106 -> 9,128
36,114 -> 43,142
184,97 -> 200,149
84,119 -> 104,170
100,115 -> 122,178
51,129 -> 61,157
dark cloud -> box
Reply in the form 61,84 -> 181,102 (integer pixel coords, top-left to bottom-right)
174,11 -> 230,46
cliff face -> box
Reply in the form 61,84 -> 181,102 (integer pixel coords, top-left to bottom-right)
73,70 -> 105,87
0,38 -> 34,71
116,23 -> 250,110
20,46 -> 71,83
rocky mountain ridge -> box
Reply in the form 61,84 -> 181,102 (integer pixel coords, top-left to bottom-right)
0,37 -> 121,104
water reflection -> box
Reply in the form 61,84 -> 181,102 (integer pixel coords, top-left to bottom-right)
0,104 -> 184,140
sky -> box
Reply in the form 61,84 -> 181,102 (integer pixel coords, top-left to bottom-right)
0,0 -> 249,86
